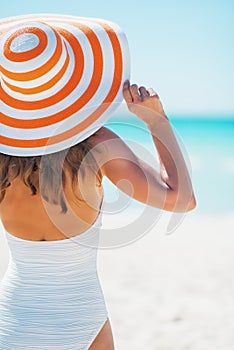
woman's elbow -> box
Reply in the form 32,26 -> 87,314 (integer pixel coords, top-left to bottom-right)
166,192 -> 197,213
186,196 -> 197,212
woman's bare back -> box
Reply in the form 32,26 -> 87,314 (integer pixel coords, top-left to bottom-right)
0,165 -> 103,242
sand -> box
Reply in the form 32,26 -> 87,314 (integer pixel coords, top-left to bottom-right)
1,212 -> 234,349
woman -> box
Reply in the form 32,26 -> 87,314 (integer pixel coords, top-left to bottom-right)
0,15 -> 196,350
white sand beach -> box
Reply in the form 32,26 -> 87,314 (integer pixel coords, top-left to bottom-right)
98,212 -> 234,350
1,212 -> 234,350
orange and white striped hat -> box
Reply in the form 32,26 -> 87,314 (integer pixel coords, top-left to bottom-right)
0,14 -> 130,156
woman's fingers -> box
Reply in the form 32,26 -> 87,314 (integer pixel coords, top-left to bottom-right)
147,87 -> 158,97
129,84 -> 142,102
123,81 -> 159,103
139,86 -> 149,98
123,80 -> 133,103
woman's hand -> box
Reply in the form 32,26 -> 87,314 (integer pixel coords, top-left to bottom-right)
123,80 -> 168,125
121,80 -> 196,211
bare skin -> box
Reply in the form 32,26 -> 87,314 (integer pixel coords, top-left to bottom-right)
0,82 -> 196,349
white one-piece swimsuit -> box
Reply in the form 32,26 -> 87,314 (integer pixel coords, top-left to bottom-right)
0,212 -> 108,350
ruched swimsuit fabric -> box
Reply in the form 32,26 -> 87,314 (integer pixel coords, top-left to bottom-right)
0,212 -> 108,350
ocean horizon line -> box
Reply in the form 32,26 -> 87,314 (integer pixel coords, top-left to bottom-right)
110,113 -> 234,123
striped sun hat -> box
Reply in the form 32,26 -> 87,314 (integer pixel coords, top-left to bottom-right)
0,14 -> 130,156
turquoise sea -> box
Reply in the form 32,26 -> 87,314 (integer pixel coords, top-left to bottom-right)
104,112 -> 234,217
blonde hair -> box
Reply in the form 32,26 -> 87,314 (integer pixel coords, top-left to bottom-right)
0,138 -> 101,213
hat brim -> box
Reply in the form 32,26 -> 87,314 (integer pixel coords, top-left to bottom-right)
0,14 -> 130,156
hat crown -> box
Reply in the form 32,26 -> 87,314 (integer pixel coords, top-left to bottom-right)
10,33 -> 39,53
1,21 -> 64,77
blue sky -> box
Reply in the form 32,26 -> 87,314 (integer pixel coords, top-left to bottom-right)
1,0 -> 234,116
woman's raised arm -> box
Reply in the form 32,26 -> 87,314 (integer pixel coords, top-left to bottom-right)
88,82 -> 196,213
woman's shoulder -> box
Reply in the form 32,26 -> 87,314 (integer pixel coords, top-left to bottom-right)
87,126 -> 125,158
87,125 -> 139,175
87,126 -> 132,160
88,126 -> 120,145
